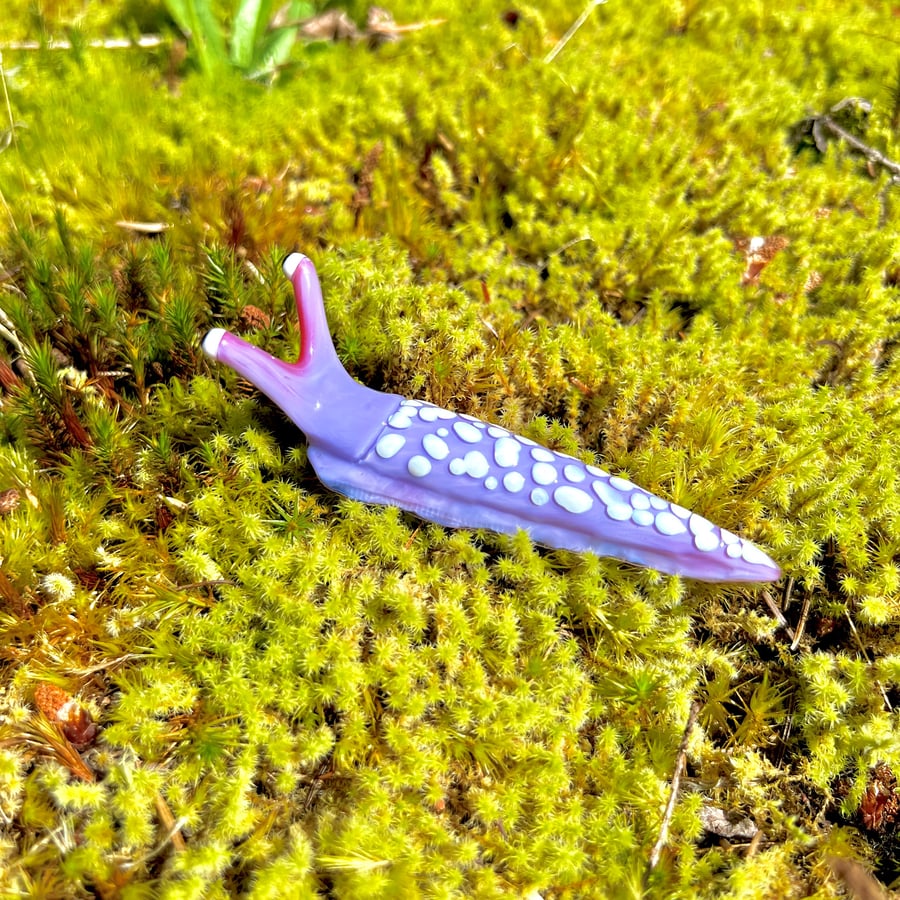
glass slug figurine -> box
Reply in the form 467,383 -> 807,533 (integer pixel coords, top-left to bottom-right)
202,253 -> 781,583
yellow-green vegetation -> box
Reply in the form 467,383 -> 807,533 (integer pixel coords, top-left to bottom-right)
0,0 -> 899,896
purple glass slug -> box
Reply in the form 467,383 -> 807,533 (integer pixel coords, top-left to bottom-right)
202,253 -> 781,583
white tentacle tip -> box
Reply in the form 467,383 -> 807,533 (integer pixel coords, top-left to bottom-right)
282,252 -> 308,279
202,328 -> 226,360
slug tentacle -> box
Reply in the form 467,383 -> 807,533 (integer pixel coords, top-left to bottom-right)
202,252 -> 781,583
202,254 -> 399,459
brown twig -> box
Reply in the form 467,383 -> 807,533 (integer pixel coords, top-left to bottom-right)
154,792 -> 187,852
760,588 -> 795,643
789,590 -> 810,651
649,700 -> 700,870
781,576 -> 795,613
351,141 -> 384,228
815,114 -> 900,180
845,613 -> 893,713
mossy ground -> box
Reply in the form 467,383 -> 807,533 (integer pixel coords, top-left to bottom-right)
0,1 -> 899,897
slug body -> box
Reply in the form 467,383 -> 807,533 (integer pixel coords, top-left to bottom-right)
202,253 -> 780,583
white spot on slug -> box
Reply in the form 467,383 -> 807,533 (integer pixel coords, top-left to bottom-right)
630,492 -> 651,510
503,472 -> 525,493
740,542 -> 772,566
408,455 -> 432,477
463,450 -> 490,478
654,511 -> 687,536
450,451 -> 490,478
689,514 -> 715,537
376,434 -> 406,459
606,503 -> 632,521
388,412 -> 412,429
494,437 -> 520,467
530,488 -> 549,506
422,434 -> 450,460
453,421 -> 483,443
563,465 -> 586,483
531,463 -> 557,485
554,486 -> 593,514
531,447 -> 555,462
631,509 -> 654,526
592,480 -> 625,507
693,531 -> 720,553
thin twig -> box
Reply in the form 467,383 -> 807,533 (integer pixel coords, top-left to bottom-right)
816,114 -> 900,180
0,306 -> 25,356
0,52 -> 16,152
789,591 -> 810,651
781,576 -> 795,613
544,0 -> 607,64
745,829 -> 764,858
0,54 -> 17,229
774,711 -> 793,768
649,700 -> 700,870
845,613 -> 893,712
154,792 -> 187,852
0,36 -> 165,51
174,579 -> 235,591
760,589 -> 795,643
69,653 -> 145,676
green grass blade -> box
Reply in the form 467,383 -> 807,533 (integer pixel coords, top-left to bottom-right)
162,0 -> 227,75
244,0 -> 312,76
230,0 -> 268,69
190,0 -> 228,74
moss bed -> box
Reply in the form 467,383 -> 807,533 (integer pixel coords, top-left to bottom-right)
0,1 -> 899,897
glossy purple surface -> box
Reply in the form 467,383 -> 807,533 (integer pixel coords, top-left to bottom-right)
202,254 -> 781,583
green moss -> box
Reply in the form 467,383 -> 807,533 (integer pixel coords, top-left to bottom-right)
0,0 -> 899,896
